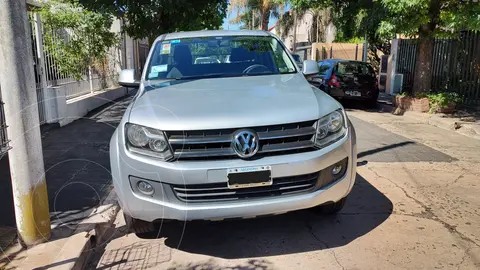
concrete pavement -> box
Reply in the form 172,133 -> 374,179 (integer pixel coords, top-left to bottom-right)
0,92 -> 135,269
2,96 -> 479,269
87,104 -> 480,269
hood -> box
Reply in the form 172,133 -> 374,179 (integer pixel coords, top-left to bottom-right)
129,73 -> 340,130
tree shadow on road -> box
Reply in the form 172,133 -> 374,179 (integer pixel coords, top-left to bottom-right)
129,173 -> 393,259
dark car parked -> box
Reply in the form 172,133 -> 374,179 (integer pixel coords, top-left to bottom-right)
308,59 -> 379,107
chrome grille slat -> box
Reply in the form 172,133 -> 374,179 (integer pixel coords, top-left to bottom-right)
176,191 -> 237,198
171,172 -> 319,203
278,183 -> 314,190
176,183 -> 315,198
169,135 -> 231,144
260,141 -> 314,153
166,120 -> 317,160
173,186 -> 230,192
174,148 -> 235,158
172,175 -> 318,193
257,126 -> 316,140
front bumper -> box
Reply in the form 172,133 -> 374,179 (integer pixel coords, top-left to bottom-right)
110,124 -> 357,222
329,87 -> 379,101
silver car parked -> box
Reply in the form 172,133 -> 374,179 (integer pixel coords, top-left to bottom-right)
111,30 -> 357,234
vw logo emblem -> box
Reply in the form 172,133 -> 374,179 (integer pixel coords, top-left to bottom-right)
232,129 -> 260,158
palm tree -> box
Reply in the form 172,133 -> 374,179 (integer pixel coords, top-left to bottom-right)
277,7 -> 332,43
229,0 -> 284,31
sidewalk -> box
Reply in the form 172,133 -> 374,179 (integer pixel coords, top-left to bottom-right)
0,93 -> 134,269
376,92 -> 480,139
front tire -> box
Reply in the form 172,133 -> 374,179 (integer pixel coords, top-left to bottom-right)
124,213 -> 155,235
313,197 -> 347,215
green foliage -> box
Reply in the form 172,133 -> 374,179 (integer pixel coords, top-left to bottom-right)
425,92 -> 462,113
413,91 -> 462,113
40,0 -> 118,80
77,0 -> 228,44
396,92 -> 408,97
291,0 -> 479,48
229,0 -> 285,30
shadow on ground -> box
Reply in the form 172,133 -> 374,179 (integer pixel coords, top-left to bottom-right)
161,174 -> 392,259
90,173 -> 392,269
0,94 -> 134,238
342,99 -> 393,114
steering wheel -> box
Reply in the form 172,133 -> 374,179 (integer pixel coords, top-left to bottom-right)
243,64 -> 270,74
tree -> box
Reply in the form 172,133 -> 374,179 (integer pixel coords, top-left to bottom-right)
229,6 -> 261,30
230,0 -> 284,31
290,0 -> 480,94
77,0 -> 228,44
277,8 -> 332,43
40,0 -> 118,82
379,0 -> 480,93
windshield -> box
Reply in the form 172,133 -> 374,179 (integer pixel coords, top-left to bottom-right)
336,61 -> 375,77
292,54 -> 301,63
318,62 -> 332,75
145,35 -> 297,81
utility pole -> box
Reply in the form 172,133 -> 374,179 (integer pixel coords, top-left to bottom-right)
362,33 -> 369,62
0,0 -> 51,246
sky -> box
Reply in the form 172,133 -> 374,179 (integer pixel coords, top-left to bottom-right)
222,15 -> 279,30
222,4 -> 290,31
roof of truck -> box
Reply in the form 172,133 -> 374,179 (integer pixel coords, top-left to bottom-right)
154,30 -> 273,43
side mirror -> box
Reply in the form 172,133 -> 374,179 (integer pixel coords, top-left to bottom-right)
302,60 -> 319,78
118,69 -> 140,88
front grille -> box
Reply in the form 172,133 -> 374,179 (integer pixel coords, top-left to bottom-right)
165,120 -> 317,160
171,172 -> 320,203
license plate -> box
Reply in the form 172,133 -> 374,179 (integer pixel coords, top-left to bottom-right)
227,166 -> 272,189
345,90 -> 361,96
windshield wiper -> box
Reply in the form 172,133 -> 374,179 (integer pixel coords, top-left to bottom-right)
175,72 -> 282,80
174,73 -> 241,80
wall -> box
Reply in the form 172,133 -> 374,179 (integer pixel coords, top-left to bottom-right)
311,43 -> 364,61
47,86 -> 128,127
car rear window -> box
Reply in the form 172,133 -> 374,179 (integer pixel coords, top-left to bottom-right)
317,61 -> 332,76
336,62 -> 375,76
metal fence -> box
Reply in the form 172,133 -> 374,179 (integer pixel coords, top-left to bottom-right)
29,11 -> 47,124
0,97 -> 10,157
396,31 -> 480,107
295,45 -> 312,61
396,39 -> 417,94
29,12 -> 105,101
138,43 -> 150,74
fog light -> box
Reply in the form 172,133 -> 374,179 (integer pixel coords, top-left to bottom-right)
332,165 -> 343,175
137,181 -> 154,195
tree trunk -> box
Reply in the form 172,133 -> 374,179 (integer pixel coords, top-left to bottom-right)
412,26 -> 435,94
261,10 -> 270,31
412,0 -> 440,95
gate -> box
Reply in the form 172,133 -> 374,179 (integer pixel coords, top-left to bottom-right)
0,95 -> 10,158
294,45 -> 312,61
396,39 -> 417,94
396,31 -> 480,107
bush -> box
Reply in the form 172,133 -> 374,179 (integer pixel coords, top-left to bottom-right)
426,92 -> 462,113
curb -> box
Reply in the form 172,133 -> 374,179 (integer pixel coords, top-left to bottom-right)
51,189 -> 120,270
403,111 -> 480,140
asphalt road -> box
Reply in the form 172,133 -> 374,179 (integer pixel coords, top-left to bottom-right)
349,116 -> 455,163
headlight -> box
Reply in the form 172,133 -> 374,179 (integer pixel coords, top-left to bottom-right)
314,109 -> 347,148
125,123 -> 173,160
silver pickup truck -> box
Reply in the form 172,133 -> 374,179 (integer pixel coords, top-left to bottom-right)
110,30 -> 357,234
